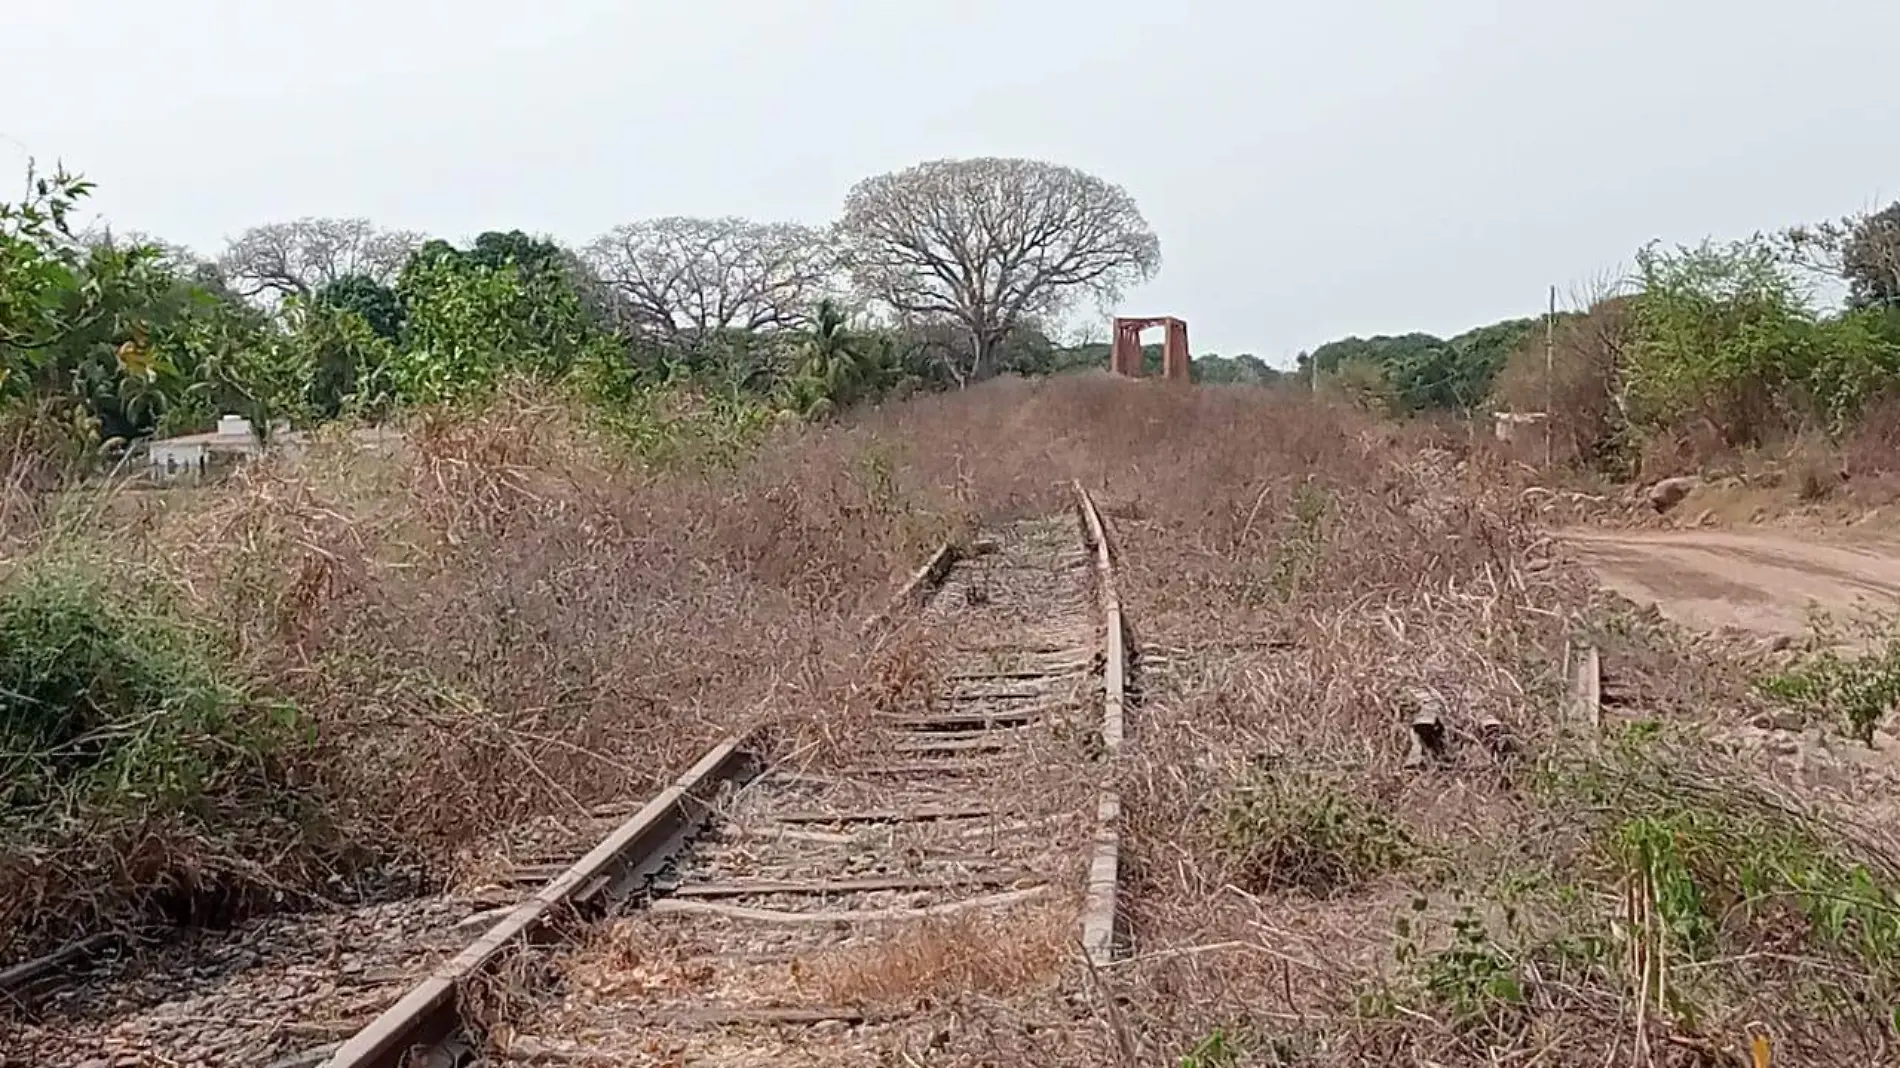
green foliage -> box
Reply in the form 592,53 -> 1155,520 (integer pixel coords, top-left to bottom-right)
1219,765 -> 1409,896
1628,238 -> 1900,441
1544,740 -> 1900,1002
0,551 -> 294,815
392,239 -> 613,407
1602,797 -> 1900,982
1307,320 -> 1540,413
0,164 -> 98,359
464,229 -> 565,275
1394,894 -> 1528,1034
0,168 -> 185,438
1194,352 -> 1280,385
782,299 -> 904,418
1324,357 -> 1398,414
315,274 -> 404,341
1179,1029 -> 1243,1068
1756,611 -> 1900,744
286,298 -> 399,420
146,289 -> 302,436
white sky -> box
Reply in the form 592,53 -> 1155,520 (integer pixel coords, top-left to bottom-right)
4,0 -> 1898,364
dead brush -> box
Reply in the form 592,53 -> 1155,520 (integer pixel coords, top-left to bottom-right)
0,381 -> 1001,963
1055,371 -> 1900,1065
804,901 -> 1075,1010
778,623 -> 945,772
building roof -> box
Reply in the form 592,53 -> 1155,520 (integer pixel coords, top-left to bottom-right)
149,432 -> 257,450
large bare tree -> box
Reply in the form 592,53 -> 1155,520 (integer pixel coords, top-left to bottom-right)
836,157 -> 1161,384
218,217 -> 425,301
583,216 -> 837,341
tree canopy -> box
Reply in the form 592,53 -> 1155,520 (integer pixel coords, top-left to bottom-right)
837,157 -> 1161,384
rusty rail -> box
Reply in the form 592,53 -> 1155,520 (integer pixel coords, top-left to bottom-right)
321,738 -> 754,1067
856,540 -> 959,638
322,542 -> 961,1067
322,515 -> 1119,1065
1073,482 -> 1127,966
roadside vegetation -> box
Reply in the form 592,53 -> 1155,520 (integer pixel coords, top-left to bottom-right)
1085,384 -> 1900,1066
1303,201 -> 1900,495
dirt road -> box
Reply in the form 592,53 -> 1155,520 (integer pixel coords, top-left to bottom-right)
1563,527 -> 1900,637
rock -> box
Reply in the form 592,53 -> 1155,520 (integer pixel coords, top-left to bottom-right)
1647,476 -> 1700,513
1749,710 -> 1803,732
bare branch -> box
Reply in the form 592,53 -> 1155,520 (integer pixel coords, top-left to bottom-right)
217,217 -> 425,302
74,225 -> 202,272
1778,205 -> 1900,307
837,157 -> 1161,382
583,217 -> 838,342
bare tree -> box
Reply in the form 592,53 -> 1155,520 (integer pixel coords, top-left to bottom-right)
217,217 -> 425,301
77,225 -> 201,269
1781,203 -> 1900,307
583,217 -> 837,341
836,157 -> 1160,385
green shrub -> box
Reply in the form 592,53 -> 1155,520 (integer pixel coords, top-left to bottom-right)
1757,639 -> 1900,746
0,552 -> 295,815
1219,769 -> 1410,896
1627,238 -> 1900,445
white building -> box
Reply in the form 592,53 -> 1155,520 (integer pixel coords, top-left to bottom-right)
146,415 -> 265,484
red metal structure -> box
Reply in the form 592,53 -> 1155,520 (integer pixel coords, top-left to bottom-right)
1108,316 -> 1191,382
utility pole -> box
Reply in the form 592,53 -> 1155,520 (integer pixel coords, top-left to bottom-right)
1544,284 -> 1556,467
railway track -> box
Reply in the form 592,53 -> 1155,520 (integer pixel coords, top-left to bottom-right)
3,487 -> 1128,1068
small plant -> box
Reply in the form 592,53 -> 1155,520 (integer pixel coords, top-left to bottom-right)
1587,763 -> 1900,991
1219,768 -> 1409,896
1179,1028 -> 1242,1068
1422,902 -> 1526,1029
1755,610 -> 1900,744
1265,482 -> 1330,600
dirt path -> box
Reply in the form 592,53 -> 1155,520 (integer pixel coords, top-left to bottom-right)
1563,526 -> 1900,637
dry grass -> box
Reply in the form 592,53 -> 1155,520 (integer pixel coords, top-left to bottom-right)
0,383 -> 979,960
804,902 -> 1076,1010
11,370 -> 1894,1065
1059,383 -> 1900,1064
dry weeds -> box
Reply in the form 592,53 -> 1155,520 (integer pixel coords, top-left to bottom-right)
1054,383 -> 1900,1065
806,900 -> 1077,1010
11,372 -> 1893,1065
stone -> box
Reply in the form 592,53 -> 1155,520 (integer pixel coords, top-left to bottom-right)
1647,476 -> 1700,513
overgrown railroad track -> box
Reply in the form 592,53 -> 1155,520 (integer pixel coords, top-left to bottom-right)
3,487 -> 1127,1068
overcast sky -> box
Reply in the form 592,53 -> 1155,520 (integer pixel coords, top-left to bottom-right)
4,0 -> 1898,364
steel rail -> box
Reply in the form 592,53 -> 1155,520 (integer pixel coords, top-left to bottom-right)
320,737 -> 753,1068
1072,482 -> 1128,966
321,541 -> 959,1068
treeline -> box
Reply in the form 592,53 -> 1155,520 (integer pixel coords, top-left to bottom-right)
0,156 -> 1166,474
1300,200 -> 1900,471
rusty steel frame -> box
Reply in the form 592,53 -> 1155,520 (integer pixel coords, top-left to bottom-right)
324,501 -> 1127,1065
1108,316 -> 1191,382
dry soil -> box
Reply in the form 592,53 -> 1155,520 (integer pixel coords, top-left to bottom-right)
1563,525 -> 1900,636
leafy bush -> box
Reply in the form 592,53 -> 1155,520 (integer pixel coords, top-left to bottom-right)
1755,610 -> 1900,744
1219,768 -> 1410,896
0,550 -> 295,814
